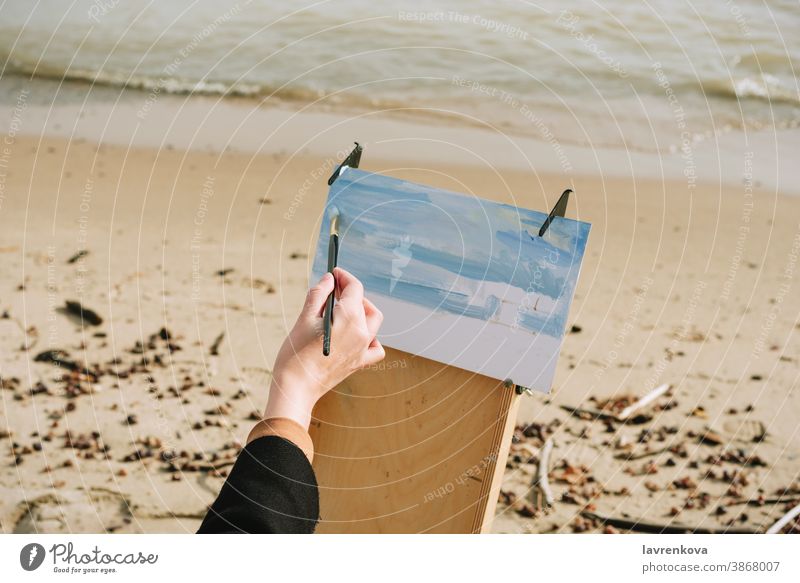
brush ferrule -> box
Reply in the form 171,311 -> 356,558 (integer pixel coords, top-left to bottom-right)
330,212 -> 340,236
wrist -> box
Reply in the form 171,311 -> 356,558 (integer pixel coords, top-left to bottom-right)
263,374 -> 319,430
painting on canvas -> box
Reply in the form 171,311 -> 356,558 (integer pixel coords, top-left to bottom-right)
312,168 -> 591,392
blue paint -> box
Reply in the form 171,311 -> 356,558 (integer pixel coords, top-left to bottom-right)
312,168 -> 590,340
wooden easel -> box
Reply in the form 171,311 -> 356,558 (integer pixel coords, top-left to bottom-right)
309,347 -> 519,533
308,143 -> 570,533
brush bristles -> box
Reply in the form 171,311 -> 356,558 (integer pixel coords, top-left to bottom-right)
329,209 -> 340,236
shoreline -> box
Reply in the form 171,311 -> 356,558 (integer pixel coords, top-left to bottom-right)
1,74 -> 798,198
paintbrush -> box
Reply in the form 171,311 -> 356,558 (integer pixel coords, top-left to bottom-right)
322,206 -> 340,356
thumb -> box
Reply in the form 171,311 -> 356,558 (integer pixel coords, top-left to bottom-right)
301,272 -> 335,319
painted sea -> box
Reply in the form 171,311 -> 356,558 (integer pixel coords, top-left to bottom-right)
312,168 -> 590,392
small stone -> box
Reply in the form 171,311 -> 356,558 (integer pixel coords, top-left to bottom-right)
673,476 -> 697,490
29,382 -> 50,396
515,502 -> 538,518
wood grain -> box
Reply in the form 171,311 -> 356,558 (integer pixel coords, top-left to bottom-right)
309,347 -> 519,533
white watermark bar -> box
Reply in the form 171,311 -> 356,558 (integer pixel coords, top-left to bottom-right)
0,534 -> 798,581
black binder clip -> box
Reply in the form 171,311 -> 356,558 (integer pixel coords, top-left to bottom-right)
538,189 -> 572,237
516,384 -> 534,396
328,142 -> 363,185
504,378 -> 533,396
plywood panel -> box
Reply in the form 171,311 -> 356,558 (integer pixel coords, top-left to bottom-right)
309,347 -> 519,533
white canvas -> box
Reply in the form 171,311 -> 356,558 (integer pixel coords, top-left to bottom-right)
312,168 -> 591,393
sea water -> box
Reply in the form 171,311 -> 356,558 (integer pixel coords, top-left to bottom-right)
0,0 -> 797,152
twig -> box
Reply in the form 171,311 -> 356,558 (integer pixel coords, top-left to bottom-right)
6,315 -> 39,350
728,497 -> 800,507
209,332 -> 225,356
182,459 -> 236,473
614,445 -> 673,461
67,250 -> 89,264
618,383 -> 670,420
560,405 -> 619,422
135,510 -> 207,520
582,511 -> 759,534
535,438 -> 554,507
765,501 -> 800,534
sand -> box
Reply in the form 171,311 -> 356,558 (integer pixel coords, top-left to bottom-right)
1,87 -> 799,533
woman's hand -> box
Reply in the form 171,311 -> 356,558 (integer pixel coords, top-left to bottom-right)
263,268 -> 385,429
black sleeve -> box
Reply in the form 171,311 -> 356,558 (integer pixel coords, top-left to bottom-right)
197,435 -> 319,534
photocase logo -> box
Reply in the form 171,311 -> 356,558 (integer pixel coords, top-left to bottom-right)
20,543 -> 46,571
390,235 -> 413,294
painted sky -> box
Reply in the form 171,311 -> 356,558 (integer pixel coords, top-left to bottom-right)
312,168 -> 590,342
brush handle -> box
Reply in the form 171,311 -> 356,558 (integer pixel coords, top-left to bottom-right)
322,233 -> 339,356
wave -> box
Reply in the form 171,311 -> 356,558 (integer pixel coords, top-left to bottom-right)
7,48 -> 799,114
3,58 -> 326,102
701,74 -> 800,106
4,53 -> 798,157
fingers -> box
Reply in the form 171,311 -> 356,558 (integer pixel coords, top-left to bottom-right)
328,268 -> 385,367
362,297 -> 384,337
361,298 -> 384,366
301,272 -> 335,319
361,337 -> 386,367
332,267 -> 366,328
334,267 -> 363,308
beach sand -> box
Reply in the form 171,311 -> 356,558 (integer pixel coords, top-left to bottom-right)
1,89 -> 799,533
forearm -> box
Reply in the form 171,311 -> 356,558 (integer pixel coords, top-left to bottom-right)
197,268 -> 383,534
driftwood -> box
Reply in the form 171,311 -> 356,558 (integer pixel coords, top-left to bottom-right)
535,438 -> 554,507
618,383 -> 670,420
563,383 -> 670,426
582,511 -> 759,534
765,501 -> 800,534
